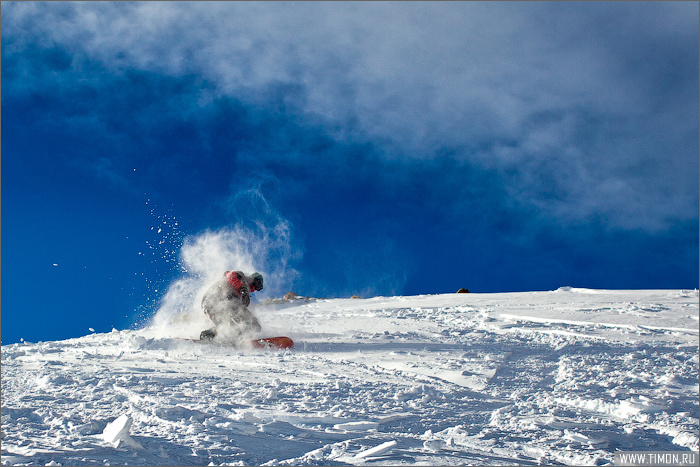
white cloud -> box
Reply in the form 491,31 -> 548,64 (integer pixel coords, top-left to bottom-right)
3,1 -> 697,232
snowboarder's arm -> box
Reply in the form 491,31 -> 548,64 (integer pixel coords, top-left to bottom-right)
226,271 -> 245,289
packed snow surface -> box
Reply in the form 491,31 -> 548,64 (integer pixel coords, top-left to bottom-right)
2,289 -> 698,466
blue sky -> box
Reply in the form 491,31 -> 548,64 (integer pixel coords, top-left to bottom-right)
2,1 -> 698,344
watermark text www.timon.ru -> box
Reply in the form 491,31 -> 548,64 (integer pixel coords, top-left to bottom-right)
615,451 -> 699,466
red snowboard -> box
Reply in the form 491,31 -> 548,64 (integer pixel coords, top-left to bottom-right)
251,336 -> 294,350
183,336 -> 294,349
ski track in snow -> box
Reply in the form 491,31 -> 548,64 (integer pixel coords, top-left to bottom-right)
2,289 -> 698,466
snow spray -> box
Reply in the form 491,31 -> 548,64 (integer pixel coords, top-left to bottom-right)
148,187 -> 300,338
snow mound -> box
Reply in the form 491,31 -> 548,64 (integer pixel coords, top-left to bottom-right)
1,289 -> 697,465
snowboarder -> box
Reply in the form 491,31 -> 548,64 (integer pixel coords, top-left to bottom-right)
200,270 -> 264,342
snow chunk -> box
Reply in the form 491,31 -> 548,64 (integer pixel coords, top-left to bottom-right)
333,421 -> 379,431
259,420 -> 300,435
102,414 -> 144,450
423,439 -> 447,451
555,395 -> 669,421
563,430 -> 609,447
354,440 -> 397,459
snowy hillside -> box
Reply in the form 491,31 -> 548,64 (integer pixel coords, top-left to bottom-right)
2,289 -> 698,466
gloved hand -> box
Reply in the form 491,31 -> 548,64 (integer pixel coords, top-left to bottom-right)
238,284 -> 251,307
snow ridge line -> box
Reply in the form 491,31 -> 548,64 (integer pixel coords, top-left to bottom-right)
498,313 -> 699,334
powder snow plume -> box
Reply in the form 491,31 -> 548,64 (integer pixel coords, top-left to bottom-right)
148,190 -> 300,338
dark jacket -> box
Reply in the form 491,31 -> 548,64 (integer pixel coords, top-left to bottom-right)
201,271 -> 261,332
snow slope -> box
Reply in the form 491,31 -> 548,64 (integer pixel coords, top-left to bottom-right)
2,289 -> 698,466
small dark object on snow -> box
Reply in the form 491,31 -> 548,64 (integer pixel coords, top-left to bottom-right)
200,329 -> 216,340
457,288 -> 470,293
284,292 -> 298,300
351,295 -> 362,299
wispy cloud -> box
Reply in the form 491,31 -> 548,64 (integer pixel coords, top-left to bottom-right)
4,1 -> 696,234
